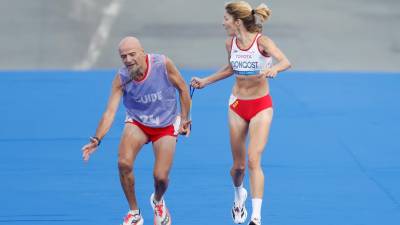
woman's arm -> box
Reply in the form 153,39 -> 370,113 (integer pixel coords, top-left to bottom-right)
191,37 -> 234,88
258,35 -> 291,78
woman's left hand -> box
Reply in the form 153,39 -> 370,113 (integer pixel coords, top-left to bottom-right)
260,68 -> 278,79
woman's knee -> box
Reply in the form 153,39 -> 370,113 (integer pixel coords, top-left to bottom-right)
247,153 -> 262,170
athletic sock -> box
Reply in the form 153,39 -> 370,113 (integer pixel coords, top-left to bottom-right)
234,183 -> 244,202
129,209 -> 140,215
251,198 -> 262,220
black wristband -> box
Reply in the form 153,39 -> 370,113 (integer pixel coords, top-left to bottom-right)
90,136 -> 101,146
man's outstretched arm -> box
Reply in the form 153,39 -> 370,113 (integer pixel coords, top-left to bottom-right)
82,74 -> 123,161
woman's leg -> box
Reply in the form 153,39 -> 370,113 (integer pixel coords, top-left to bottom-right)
247,108 -> 273,222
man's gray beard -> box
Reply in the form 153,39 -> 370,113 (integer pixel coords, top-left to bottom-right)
129,68 -> 143,81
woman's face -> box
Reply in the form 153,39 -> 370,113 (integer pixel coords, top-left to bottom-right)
223,12 -> 237,36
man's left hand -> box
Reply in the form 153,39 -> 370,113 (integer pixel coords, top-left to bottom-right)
179,119 -> 192,137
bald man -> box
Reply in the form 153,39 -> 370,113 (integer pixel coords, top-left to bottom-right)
81,36 -> 191,225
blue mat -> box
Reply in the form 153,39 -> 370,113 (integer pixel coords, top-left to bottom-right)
0,70 -> 399,225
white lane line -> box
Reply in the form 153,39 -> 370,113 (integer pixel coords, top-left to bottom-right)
75,0 -> 124,70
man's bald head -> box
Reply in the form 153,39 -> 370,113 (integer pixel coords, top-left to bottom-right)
118,36 -> 143,53
118,36 -> 147,77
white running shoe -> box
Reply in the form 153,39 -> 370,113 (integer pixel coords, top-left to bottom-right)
248,218 -> 261,225
150,193 -> 172,225
122,210 -> 144,225
232,188 -> 248,224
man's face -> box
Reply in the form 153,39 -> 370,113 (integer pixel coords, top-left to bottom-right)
119,46 -> 145,74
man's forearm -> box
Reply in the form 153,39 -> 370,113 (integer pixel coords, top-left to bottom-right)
179,89 -> 191,121
94,112 -> 115,140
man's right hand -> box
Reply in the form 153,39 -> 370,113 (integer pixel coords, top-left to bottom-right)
81,137 -> 99,162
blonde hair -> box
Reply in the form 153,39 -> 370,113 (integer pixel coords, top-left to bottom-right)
225,1 -> 271,33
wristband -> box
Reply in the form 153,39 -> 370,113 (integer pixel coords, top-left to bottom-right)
90,136 -> 101,146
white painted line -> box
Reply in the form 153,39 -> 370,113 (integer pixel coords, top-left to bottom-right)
75,0 -> 124,70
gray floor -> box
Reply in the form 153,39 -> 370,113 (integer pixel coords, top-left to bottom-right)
1,0 -> 399,71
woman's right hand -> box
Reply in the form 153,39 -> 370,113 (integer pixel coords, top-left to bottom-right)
190,77 -> 207,89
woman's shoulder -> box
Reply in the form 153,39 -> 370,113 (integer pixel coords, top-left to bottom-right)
257,33 -> 275,44
257,33 -> 271,42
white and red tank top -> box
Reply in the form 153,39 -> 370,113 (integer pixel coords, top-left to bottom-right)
230,33 -> 272,76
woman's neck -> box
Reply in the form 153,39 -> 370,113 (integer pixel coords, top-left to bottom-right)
235,30 -> 256,47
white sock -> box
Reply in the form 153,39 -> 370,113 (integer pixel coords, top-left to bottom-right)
251,198 -> 262,220
234,183 -> 244,202
129,209 -> 140,215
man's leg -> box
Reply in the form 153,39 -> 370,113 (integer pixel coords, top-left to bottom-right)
152,135 -> 176,201
150,135 -> 176,225
118,123 -> 148,210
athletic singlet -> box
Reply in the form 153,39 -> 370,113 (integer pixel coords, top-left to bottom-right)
230,33 -> 272,76
119,54 -> 178,128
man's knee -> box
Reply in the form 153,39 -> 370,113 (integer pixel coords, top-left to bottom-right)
153,171 -> 169,186
231,164 -> 246,175
118,159 -> 133,174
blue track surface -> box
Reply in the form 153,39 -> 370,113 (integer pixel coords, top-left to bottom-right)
0,70 -> 399,225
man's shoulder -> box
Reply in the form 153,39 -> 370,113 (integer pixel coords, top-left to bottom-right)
149,53 -> 166,61
149,53 -> 169,68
